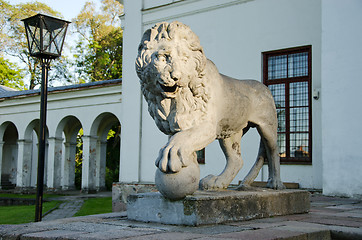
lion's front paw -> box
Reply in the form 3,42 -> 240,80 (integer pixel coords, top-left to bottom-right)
155,146 -> 181,173
266,178 -> 286,190
199,174 -> 228,190
155,142 -> 192,173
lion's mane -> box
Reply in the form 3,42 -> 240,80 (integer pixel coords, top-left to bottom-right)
135,22 -> 211,135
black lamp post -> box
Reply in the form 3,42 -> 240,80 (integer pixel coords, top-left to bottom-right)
22,13 -> 70,222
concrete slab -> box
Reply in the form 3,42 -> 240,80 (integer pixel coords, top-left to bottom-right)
327,225 -> 362,240
115,231 -> 206,240
212,228 -> 330,240
127,189 -> 310,226
76,229 -> 159,239
302,214 -> 362,227
21,230 -> 88,240
1,192 -> 360,240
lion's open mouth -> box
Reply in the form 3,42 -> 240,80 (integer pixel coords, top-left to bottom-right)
160,84 -> 178,93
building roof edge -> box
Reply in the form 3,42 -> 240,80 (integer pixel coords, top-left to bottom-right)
0,79 -> 122,99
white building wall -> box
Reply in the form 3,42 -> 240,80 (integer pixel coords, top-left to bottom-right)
121,0 -> 323,188
119,0 -> 143,183
321,0 -> 362,197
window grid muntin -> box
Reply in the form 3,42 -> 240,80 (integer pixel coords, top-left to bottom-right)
290,82 -> 308,107
288,52 -> 309,78
263,46 -> 312,164
268,55 -> 287,80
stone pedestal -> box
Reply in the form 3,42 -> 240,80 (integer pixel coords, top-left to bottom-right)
127,189 -> 310,226
112,183 -> 157,212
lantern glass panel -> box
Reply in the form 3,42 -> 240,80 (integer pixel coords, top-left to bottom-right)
28,24 -> 41,54
43,17 -> 66,56
54,28 -> 67,54
22,14 -> 70,59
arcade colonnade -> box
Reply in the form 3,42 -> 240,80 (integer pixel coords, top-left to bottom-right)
0,79 -> 122,192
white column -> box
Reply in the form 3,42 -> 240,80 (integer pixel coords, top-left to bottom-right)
47,137 -> 63,189
16,139 -> 32,187
11,143 -> 19,185
82,135 -> 98,192
0,141 -> 4,187
62,141 -> 77,190
120,0 -> 143,183
96,140 -> 107,190
30,140 -> 38,187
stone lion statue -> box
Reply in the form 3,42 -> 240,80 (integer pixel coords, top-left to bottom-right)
135,21 -> 285,191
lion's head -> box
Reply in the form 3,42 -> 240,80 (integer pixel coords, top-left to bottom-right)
136,22 -> 210,135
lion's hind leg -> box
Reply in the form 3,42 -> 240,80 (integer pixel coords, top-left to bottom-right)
237,139 -> 266,190
257,123 -> 285,189
200,131 -> 243,190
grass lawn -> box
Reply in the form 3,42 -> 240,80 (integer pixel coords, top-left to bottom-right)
74,197 -> 112,217
0,194 -> 112,224
0,201 -> 60,224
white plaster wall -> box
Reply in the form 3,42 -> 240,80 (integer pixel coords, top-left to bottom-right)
119,0 -> 143,183
121,0 -> 322,188
139,98 -> 167,183
321,0 -> 362,197
143,0 -> 183,9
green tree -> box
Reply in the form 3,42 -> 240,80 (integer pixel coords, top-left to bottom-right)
0,0 -> 72,89
0,56 -> 25,90
0,0 -> 11,48
105,125 -> 120,190
0,0 -> 25,90
75,128 -> 83,190
73,126 -> 120,191
73,0 -> 123,82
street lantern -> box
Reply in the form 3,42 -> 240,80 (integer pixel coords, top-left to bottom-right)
22,13 -> 70,222
22,13 -> 70,59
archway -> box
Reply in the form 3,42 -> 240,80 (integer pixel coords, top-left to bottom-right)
19,119 -> 47,189
85,112 -> 121,192
0,122 -> 18,189
55,116 -> 82,190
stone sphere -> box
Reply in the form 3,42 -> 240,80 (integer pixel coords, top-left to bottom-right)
155,161 -> 200,200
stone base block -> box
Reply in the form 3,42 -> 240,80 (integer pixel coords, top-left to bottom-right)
127,189 -> 310,226
112,183 -> 157,212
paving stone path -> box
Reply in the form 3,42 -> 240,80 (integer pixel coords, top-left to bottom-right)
42,199 -> 84,221
41,191 -> 111,221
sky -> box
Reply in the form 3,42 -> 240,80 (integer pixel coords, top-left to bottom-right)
8,0 -> 105,87
9,0 -> 99,21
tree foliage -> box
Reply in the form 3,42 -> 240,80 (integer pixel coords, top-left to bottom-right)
0,0 -> 25,90
0,0 -> 124,89
73,0 -> 123,82
74,126 -> 120,191
105,125 -> 120,190
0,56 -> 25,90
0,0 -> 65,89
